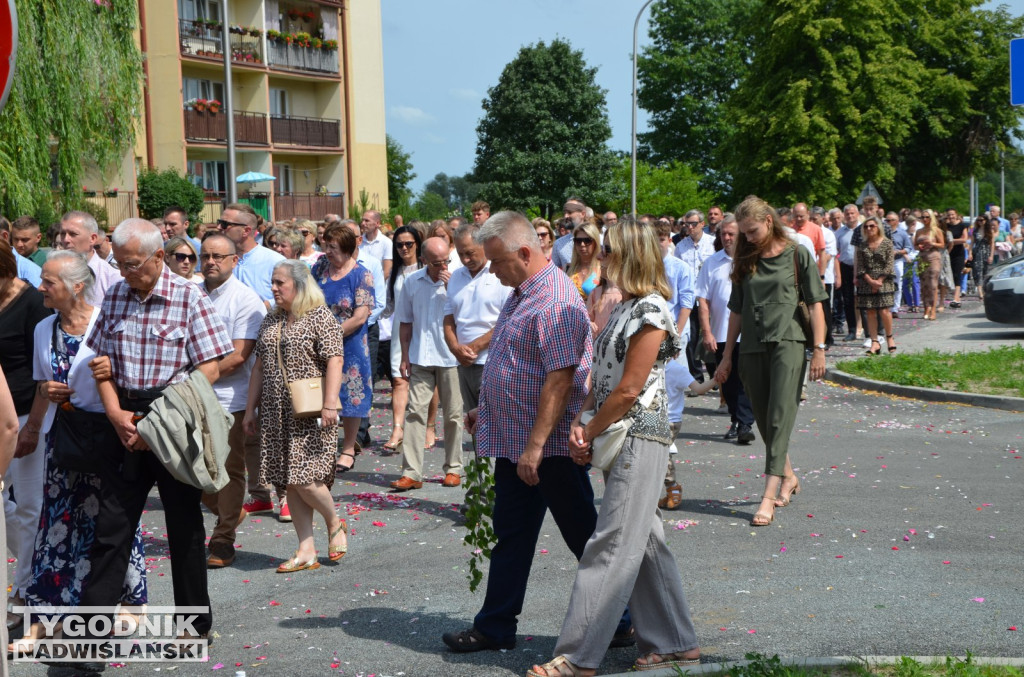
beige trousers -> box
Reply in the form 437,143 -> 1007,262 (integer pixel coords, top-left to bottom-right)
400,364 -> 464,481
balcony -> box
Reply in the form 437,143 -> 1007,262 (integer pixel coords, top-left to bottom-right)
178,19 -> 264,65
81,191 -> 138,225
270,114 -> 340,148
275,192 -> 345,221
267,40 -> 338,74
184,108 -> 269,145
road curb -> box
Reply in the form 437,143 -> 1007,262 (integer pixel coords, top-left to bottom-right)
826,368 -> 1024,412
601,655 -> 1024,677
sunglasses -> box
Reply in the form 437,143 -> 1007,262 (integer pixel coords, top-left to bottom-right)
396,241 -> 415,249
217,219 -> 247,229
426,259 -> 449,268
537,231 -> 551,239
172,252 -> 197,263
573,237 -> 594,246
299,229 -> 310,237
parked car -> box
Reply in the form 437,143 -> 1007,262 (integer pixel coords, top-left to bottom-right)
983,253 -> 1024,324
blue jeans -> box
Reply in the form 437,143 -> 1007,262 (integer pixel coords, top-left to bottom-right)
474,457 -> 598,643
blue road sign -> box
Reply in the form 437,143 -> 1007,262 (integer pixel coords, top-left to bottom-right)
1012,39 -> 1024,105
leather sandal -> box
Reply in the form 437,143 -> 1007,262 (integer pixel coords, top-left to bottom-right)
751,497 -> 775,527
276,554 -> 321,573
775,477 -> 802,507
335,451 -> 356,474
382,423 -> 404,452
658,484 -> 682,511
634,651 -> 701,671
328,519 -> 348,561
887,334 -> 897,353
527,654 -> 589,677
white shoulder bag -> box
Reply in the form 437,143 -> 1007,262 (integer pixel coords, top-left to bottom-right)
580,383 -> 658,472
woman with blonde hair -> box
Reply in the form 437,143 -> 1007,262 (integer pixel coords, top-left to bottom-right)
529,219 -> 698,677
243,261 -> 349,572
715,196 -> 827,527
855,217 -> 897,354
164,236 -> 202,284
915,209 -> 945,320
566,221 -> 602,299
271,226 -> 305,261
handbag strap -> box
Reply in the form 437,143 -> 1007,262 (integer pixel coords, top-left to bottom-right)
275,318 -> 291,382
792,246 -> 805,305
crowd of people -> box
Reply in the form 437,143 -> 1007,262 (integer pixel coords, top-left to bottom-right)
0,191 -> 1015,675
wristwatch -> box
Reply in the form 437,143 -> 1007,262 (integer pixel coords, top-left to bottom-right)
813,343 -> 827,351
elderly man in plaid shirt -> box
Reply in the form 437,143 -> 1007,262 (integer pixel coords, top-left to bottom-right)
74,219 -> 232,651
442,211 -> 631,654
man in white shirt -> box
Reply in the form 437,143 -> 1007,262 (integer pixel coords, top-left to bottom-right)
697,217 -> 755,444
836,204 -> 859,340
392,238 -> 464,491
58,210 -> 122,306
443,223 -> 512,417
673,210 -> 717,383
219,203 -> 284,307
359,210 -> 393,278
820,220 -> 838,347
198,234 -> 267,568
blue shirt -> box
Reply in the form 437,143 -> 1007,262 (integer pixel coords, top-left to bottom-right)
891,229 -> 914,263
234,244 -> 285,303
357,251 -> 386,325
16,251 -> 41,286
550,233 -> 575,270
663,253 -> 695,322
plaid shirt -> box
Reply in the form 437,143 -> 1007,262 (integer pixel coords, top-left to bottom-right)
87,266 -> 233,390
477,263 -> 592,462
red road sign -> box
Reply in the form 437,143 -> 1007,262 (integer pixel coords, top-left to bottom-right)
0,0 -> 17,113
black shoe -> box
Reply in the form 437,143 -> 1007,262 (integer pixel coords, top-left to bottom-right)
843,332 -> 857,342
737,424 -> 755,445
42,661 -> 106,673
724,422 -> 738,439
442,627 -> 515,653
609,626 -> 636,648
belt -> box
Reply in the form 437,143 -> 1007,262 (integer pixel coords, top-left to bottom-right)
117,386 -> 167,401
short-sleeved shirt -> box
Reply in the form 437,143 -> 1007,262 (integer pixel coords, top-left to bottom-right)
360,231 -> 393,265
442,262 -> 511,365
891,229 -> 914,263
946,221 -> 968,258
202,275 -> 267,412
695,249 -> 735,342
727,244 -> 828,354
235,244 -> 285,302
836,225 -> 856,266
88,266 -> 233,390
15,251 -> 41,287
662,254 -> 695,323
591,293 -> 682,445
550,233 -> 575,270
822,227 -> 837,284
477,263 -> 592,462
87,250 -> 123,306
673,232 -> 716,277
792,220 -> 826,256
356,252 -> 386,325
394,267 -> 457,368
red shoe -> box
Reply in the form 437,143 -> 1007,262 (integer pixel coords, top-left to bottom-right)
243,499 -> 273,514
279,502 -> 292,522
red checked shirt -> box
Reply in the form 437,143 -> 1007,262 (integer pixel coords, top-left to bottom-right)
87,266 -> 233,390
476,263 -> 592,463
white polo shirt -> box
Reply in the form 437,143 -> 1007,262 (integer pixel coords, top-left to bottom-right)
361,230 -> 393,265
202,275 -> 267,412
673,232 -> 716,277
694,249 -> 735,343
87,250 -> 123,306
442,262 -> 511,365
394,268 -> 457,368
822,227 -> 837,285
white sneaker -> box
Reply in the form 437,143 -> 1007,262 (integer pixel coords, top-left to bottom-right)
862,338 -> 872,349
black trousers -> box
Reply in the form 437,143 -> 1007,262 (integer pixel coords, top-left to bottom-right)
839,263 -> 857,333
716,343 -> 754,427
823,283 -> 834,346
357,322 -> 381,447
79,400 -> 211,637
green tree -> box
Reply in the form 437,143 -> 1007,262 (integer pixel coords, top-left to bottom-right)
412,190 -> 450,221
637,0 -> 756,190
608,156 -> 714,216
472,39 -> 617,217
423,172 -> 481,213
387,134 -> 416,210
0,0 -> 142,224
136,169 -> 205,224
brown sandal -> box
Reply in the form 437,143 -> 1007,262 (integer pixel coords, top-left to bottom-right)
527,655 -> 589,677
634,651 -> 701,671
658,484 -> 682,511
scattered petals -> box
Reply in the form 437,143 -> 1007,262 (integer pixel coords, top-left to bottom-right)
372,520 -> 386,527
972,598 -> 985,603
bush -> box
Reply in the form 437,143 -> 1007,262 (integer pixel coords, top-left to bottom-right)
136,168 -> 204,224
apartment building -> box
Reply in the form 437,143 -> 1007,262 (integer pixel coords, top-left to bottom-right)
137,0 -> 387,222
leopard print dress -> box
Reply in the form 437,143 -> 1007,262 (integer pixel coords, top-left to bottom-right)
254,304 -> 345,487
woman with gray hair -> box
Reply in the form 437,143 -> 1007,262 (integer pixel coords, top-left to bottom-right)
10,251 -> 147,654
243,260 -> 349,572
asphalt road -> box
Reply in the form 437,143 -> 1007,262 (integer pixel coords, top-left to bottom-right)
10,297 -> 1023,676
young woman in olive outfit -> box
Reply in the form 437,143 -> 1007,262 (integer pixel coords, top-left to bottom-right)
715,196 -> 828,527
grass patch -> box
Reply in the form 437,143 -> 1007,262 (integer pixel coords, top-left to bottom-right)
836,346 -> 1024,398
693,653 -> 1022,677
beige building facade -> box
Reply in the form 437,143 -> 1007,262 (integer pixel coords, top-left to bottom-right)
133,0 -> 387,222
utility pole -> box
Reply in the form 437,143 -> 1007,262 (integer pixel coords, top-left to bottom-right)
631,0 -> 657,218
222,0 -> 237,202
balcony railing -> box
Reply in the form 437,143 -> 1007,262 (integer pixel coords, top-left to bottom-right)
275,192 -> 345,221
82,192 -> 138,225
270,114 -> 340,147
184,108 -> 269,145
178,19 -> 264,64
267,41 -> 338,74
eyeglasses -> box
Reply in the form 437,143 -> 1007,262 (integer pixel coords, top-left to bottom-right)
537,231 -> 551,239
886,218 -> 898,222
200,252 -> 232,262
216,219 -> 248,230
573,237 -> 594,246
119,251 -> 157,273
683,221 -> 700,227
172,252 -> 197,264
426,259 -> 449,268
395,241 -> 415,249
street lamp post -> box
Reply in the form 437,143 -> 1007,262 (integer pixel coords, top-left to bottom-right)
222,0 -> 237,202
631,0 -> 657,218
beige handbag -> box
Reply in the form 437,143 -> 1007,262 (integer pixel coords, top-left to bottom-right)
276,319 -> 325,419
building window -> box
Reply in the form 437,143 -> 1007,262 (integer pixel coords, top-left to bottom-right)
273,163 -> 293,193
270,88 -> 289,117
190,160 -> 227,193
183,77 -> 224,106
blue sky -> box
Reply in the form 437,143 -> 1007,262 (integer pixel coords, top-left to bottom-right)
382,0 -> 1024,195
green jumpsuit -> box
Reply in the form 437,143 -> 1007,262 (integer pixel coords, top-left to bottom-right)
727,244 -> 827,476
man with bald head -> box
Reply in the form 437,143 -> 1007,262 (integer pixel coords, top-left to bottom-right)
391,237 -> 464,491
